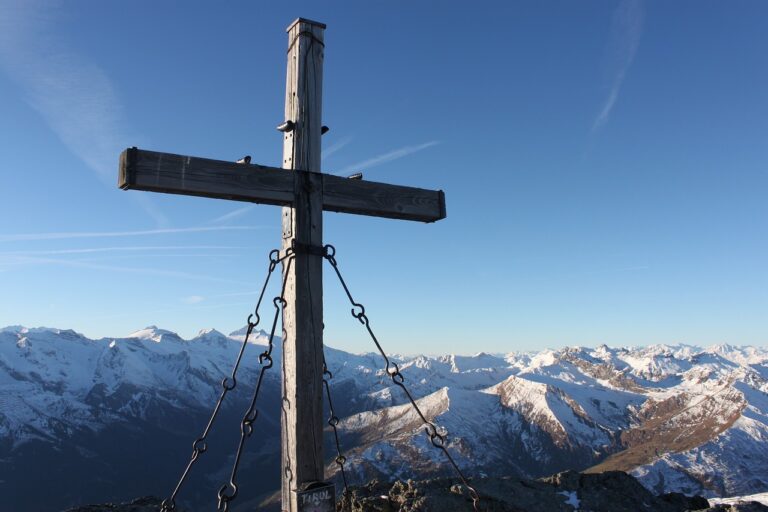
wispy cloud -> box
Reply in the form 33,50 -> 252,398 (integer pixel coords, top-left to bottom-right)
0,245 -> 240,255
89,301 -> 256,322
0,226 -> 264,243
0,1 -> 164,225
5,255 -> 243,285
207,290 -> 259,298
332,141 -> 441,176
323,136 -> 353,160
206,205 -> 256,225
182,295 -> 205,304
592,0 -> 644,132
133,195 -> 170,228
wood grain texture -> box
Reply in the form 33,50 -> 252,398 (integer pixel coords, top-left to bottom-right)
280,19 -> 326,512
114,18 -> 446,512
322,173 -> 445,222
119,147 -> 445,223
118,148 -> 295,206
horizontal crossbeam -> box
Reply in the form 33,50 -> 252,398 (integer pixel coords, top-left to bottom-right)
119,148 -> 446,223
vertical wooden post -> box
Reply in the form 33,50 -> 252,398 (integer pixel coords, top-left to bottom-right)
280,17 -> 326,512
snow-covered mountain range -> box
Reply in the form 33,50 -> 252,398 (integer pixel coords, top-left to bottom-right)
2,325 -> 767,511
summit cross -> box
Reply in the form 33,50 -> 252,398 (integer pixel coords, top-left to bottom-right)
117,18 -> 445,511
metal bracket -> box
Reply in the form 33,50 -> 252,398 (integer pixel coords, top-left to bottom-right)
277,120 -> 295,133
282,208 -> 293,239
291,240 -> 325,257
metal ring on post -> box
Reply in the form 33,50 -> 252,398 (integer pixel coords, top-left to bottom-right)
217,482 -> 238,506
192,438 -> 208,454
222,377 -> 236,391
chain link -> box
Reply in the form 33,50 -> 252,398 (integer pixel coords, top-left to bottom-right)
323,244 -> 481,511
217,251 -> 295,512
159,244 -> 478,510
322,356 -> 350,497
160,249 -> 287,512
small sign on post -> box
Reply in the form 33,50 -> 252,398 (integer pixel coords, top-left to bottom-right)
295,482 -> 336,512
117,17 -> 448,512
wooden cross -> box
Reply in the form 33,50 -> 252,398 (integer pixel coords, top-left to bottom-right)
118,18 -> 445,511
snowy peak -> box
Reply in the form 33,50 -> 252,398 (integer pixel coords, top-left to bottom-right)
487,374 -> 609,448
0,325 -> 26,334
440,352 -> 509,373
343,386 -> 452,441
228,325 -> 251,338
192,328 -> 231,348
3,325 -> 768,502
227,324 -> 273,345
126,325 -> 183,342
705,343 -> 768,365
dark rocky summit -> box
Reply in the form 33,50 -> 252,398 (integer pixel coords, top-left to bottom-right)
336,471 -> 767,512
12,329 -> 768,512
63,497 -> 163,511
709,506 -> 768,512
62,471 -> 768,512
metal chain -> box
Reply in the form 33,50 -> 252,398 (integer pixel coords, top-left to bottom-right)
160,249 -> 287,512
217,251 -> 295,512
322,244 -> 481,511
322,355 -> 350,497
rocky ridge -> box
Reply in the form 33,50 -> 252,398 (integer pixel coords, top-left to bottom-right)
63,472 -> 768,512
3,325 -> 768,511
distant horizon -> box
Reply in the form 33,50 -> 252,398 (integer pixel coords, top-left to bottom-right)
3,322 -> 764,358
2,2 -> 767,354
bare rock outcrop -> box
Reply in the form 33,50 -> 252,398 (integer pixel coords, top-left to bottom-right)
63,497 -> 163,511
337,471 -> 765,512
60,472 -> 768,512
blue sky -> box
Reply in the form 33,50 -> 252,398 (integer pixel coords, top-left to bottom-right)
1,1 -> 766,354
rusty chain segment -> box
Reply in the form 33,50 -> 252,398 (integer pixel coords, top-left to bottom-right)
217,252 -> 294,512
322,356 -> 350,497
160,243 -> 478,510
322,244 -> 480,511
160,249 -> 292,512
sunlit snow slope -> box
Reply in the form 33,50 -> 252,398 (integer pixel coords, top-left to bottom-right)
1,326 -> 767,511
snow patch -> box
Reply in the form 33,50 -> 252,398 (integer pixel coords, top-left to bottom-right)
558,490 -> 580,510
